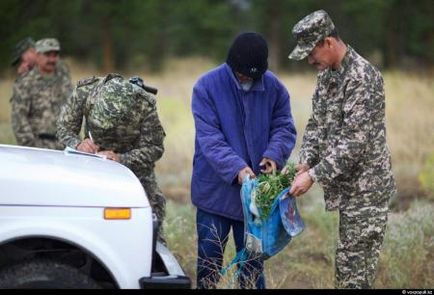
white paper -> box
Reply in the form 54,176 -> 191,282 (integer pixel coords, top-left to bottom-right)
63,146 -> 107,160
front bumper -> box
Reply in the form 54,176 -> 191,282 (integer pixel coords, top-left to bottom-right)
140,242 -> 191,289
139,275 -> 191,289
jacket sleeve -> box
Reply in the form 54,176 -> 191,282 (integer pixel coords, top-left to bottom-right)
310,79 -> 375,186
57,87 -> 85,149
192,83 -> 247,184
262,85 -> 297,169
119,98 -> 166,172
61,65 -> 73,100
10,82 -> 37,146
299,89 -> 321,167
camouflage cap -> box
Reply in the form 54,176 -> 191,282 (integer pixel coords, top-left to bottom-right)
288,10 -> 335,60
87,75 -> 141,133
11,37 -> 35,66
35,38 -> 60,53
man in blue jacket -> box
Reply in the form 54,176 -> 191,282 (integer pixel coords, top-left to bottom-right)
191,32 -> 297,289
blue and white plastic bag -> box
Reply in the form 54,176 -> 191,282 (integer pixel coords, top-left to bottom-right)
241,176 -> 304,259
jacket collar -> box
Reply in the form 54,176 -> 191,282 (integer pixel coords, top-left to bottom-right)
224,63 -> 265,92
323,45 -> 356,85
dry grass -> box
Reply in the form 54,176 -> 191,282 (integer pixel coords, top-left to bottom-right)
165,198 -> 433,289
384,71 -> 434,208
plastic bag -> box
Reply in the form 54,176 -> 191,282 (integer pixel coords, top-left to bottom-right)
241,176 -> 304,259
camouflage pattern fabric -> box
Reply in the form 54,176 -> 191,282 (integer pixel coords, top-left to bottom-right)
10,60 -> 72,150
301,46 -> 397,211
298,45 -> 397,288
288,10 -> 335,60
13,71 -> 28,84
336,200 -> 388,288
35,38 -> 60,53
57,73 -> 167,242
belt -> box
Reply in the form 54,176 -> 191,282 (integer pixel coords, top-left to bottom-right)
38,133 -> 57,141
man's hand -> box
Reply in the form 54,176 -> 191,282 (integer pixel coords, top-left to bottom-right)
97,150 -> 120,162
289,171 -> 313,197
237,166 -> 256,184
17,62 -> 31,75
259,157 -> 277,174
76,138 -> 99,154
295,163 -> 310,176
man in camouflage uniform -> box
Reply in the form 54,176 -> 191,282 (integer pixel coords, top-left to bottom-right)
57,73 -> 167,242
11,37 -> 37,76
287,10 -> 397,288
10,38 -> 72,149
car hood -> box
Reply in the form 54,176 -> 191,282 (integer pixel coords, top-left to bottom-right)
0,144 -> 150,208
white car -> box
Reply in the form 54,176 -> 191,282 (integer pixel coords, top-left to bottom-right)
0,144 -> 190,289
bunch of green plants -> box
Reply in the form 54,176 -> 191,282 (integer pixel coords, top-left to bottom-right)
255,162 -> 296,221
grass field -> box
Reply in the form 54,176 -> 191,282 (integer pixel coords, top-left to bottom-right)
1,57 -> 433,288
165,199 -> 433,289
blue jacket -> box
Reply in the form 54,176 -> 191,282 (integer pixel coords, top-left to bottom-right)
191,63 -> 297,220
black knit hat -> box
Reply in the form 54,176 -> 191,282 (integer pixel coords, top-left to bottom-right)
226,32 -> 268,80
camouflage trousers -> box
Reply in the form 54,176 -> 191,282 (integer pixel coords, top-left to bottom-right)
335,204 -> 389,289
139,174 -> 167,245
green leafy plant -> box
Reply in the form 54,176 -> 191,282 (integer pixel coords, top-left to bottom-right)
255,162 -> 297,221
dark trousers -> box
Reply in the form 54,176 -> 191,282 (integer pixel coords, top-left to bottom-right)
196,208 -> 266,289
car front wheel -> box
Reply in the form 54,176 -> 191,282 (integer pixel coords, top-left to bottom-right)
0,258 -> 101,289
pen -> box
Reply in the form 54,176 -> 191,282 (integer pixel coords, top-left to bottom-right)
88,130 -> 94,143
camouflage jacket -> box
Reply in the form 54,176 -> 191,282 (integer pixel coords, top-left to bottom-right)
57,74 -> 166,176
10,60 -> 72,148
300,46 -> 397,211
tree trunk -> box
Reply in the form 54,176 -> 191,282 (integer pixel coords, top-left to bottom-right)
101,16 -> 115,72
266,0 -> 282,72
383,2 -> 401,68
148,2 -> 167,72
